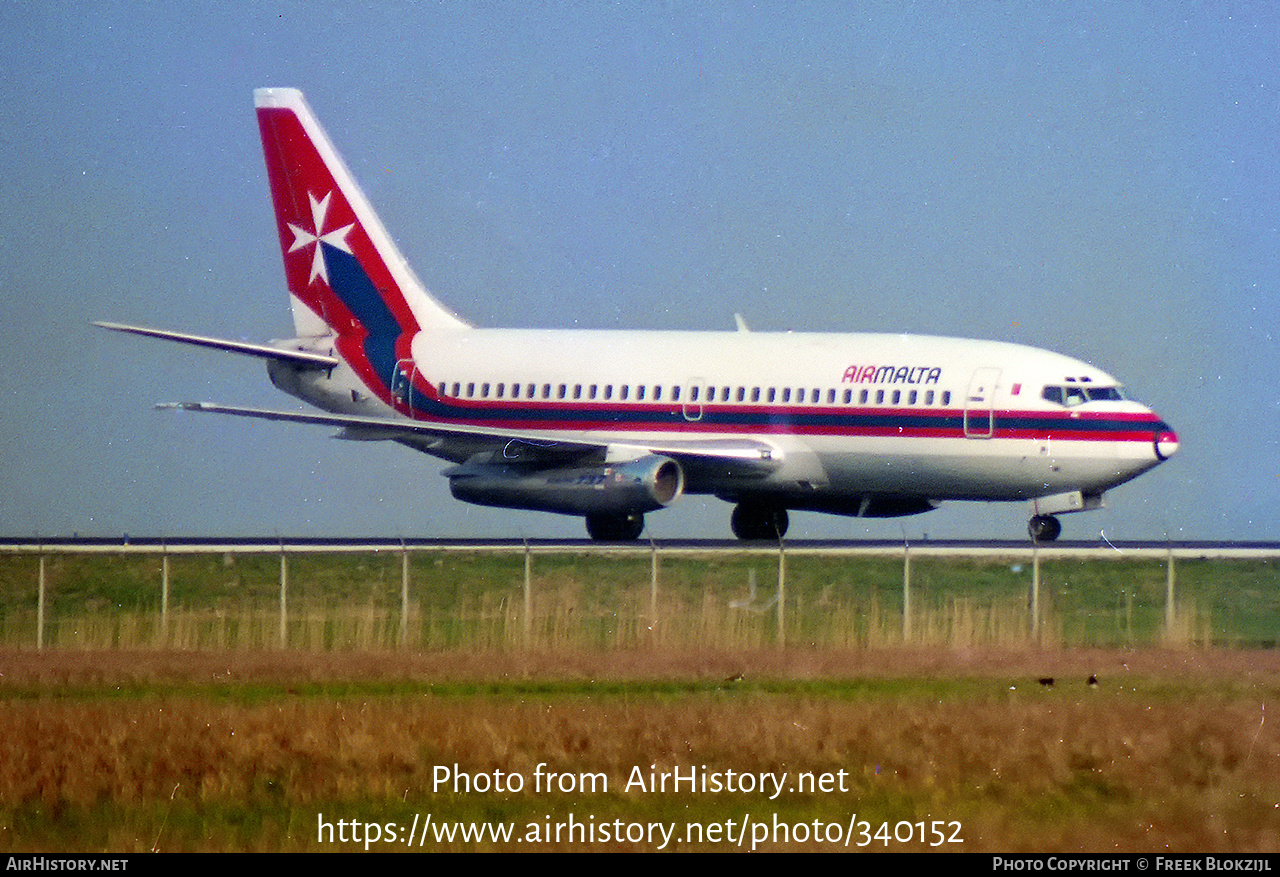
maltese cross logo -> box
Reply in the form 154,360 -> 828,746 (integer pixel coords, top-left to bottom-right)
287,191 -> 354,286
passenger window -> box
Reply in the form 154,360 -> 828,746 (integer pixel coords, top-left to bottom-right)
637,386 -> 646,400
752,387 -> 761,403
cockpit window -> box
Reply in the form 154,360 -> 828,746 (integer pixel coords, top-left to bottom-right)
1085,386 -> 1125,402
1042,385 -> 1127,407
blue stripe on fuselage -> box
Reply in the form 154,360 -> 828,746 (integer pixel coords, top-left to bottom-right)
392,395 -> 1165,438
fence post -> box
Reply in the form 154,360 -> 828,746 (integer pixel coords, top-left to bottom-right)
523,541 -> 532,646
37,551 -> 45,651
278,542 -> 288,649
649,539 -> 659,623
1030,544 -> 1041,642
776,540 -> 786,647
902,541 -> 912,642
161,543 -> 170,643
400,539 -> 410,647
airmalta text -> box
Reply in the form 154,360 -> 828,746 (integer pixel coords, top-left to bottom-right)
842,365 -> 942,385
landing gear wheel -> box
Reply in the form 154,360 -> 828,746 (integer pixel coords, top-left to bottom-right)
730,503 -> 790,541
585,511 -> 645,541
1028,515 -> 1062,543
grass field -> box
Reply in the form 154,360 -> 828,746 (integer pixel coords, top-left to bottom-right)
0,549 -> 1276,851
1,549 -> 1276,650
1,649 -> 1278,852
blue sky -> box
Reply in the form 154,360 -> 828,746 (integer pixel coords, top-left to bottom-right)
1,2 -> 1275,540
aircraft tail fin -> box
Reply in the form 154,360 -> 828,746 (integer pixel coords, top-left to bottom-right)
254,88 -> 469,357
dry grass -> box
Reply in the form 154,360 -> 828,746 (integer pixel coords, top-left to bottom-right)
1,647 -> 1278,686
1,648 -> 1278,851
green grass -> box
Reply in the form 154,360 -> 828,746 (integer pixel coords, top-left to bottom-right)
0,550 -> 1275,650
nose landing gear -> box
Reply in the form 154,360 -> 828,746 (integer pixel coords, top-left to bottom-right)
1028,515 -> 1062,543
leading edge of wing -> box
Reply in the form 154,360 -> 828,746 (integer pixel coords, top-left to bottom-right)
157,402 -> 781,469
95,322 -> 340,369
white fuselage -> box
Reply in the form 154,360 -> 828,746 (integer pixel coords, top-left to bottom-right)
279,325 -> 1176,512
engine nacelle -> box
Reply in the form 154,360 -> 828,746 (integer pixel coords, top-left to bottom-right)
448,454 -> 684,516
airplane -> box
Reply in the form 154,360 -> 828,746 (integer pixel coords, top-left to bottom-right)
98,87 -> 1179,543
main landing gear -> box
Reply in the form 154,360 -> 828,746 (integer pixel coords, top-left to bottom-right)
730,503 -> 790,541
585,511 -> 645,541
1028,515 -> 1062,543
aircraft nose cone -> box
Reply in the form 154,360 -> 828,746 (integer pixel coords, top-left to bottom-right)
1154,426 -> 1179,461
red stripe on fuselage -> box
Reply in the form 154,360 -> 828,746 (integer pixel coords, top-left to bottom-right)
397,377 -> 1165,442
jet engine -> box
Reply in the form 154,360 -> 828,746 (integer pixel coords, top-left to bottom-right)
448,454 -> 684,516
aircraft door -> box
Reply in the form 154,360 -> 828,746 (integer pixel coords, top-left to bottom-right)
964,367 -> 1000,438
392,358 -> 417,415
683,377 -> 706,422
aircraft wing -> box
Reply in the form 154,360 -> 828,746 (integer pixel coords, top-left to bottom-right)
95,322 -> 340,369
157,402 -> 781,475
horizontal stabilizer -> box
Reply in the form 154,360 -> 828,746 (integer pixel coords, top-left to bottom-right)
154,401 -> 596,449
155,401 -> 419,432
94,322 -> 339,369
